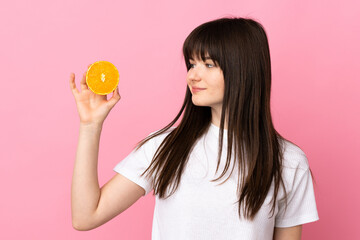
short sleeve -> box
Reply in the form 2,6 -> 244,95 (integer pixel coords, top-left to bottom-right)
113,134 -> 157,196
275,167 -> 319,227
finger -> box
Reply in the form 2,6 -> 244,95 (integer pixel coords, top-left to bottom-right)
69,73 -> 79,95
80,71 -> 88,90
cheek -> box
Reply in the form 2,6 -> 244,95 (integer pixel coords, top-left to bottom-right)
218,80 -> 225,98
214,77 -> 225,91
186,75 -> 191,86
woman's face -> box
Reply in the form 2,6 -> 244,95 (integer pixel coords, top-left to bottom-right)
186,55 -> 225,112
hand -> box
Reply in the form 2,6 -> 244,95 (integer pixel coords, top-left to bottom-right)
69,64 -> 121,126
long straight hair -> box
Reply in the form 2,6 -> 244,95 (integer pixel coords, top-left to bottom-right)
136,17 -> 290,220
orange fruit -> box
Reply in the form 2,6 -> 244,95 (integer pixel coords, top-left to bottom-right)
86,61 -> 119,95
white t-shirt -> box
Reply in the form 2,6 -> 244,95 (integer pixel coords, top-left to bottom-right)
113,123 -> 319,239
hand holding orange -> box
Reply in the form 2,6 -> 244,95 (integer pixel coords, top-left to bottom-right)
86,61 -> 119,95
69,61 -> 121,125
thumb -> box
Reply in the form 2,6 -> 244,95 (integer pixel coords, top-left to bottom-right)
107,87 -> 121,108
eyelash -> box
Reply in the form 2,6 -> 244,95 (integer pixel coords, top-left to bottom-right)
189,63 -> 214,68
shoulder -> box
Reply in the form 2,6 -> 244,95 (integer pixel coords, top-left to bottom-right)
129,126 -> 177,160
277,139 -> 314,200
143,126 -> 177,148
279,138 -> 310,171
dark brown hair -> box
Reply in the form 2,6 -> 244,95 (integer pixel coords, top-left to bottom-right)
135,17 -> 291,220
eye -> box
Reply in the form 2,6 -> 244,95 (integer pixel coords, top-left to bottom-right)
187,63 -> 195,70
206,63 -> 214,68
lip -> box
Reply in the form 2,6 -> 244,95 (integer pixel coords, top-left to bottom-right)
192,87 -> 206,93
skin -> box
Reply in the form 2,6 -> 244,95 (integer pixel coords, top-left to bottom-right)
70,66 -> 145,230
273,225 -> 302,240
186,55 -> 228,129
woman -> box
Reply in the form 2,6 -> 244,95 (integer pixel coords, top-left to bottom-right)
70,17 -> 319,239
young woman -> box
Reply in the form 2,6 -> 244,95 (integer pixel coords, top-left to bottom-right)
70,17 -> 319,239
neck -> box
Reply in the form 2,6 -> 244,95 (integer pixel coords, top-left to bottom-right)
211,106 -> 228,130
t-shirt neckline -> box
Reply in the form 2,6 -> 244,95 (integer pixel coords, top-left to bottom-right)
209,123 -> 228,137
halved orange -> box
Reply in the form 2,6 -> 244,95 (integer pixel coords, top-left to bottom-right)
86,61 -> 119,95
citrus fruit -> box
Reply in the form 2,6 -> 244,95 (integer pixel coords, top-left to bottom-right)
86,61 -> 119,95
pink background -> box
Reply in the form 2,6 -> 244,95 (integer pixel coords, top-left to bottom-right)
0,0 -> 359,239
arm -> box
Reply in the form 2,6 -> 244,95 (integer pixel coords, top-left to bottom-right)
273,225 -> 302,240
71,125 -> 145,230
70,69 -> 144,231
71,123 -> 102,230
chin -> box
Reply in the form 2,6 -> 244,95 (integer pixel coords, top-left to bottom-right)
191,99 -> 209,107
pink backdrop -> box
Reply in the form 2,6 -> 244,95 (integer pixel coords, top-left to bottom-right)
0,0 -> 359,239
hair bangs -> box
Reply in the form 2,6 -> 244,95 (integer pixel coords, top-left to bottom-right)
183,25 -> 222,70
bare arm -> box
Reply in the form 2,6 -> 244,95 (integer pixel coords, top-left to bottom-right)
71,123 -> 101,230
70,68 -> 144,231
273,225 -> 302,240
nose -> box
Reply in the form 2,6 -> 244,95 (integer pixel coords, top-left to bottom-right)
187,66 -> 201,82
